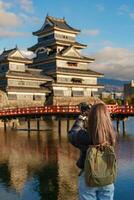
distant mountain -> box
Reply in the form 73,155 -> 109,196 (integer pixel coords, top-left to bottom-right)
98,78 -> 129,86
98,78 -> 129,92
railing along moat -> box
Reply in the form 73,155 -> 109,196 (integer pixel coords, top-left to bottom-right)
0,104 -> 134,135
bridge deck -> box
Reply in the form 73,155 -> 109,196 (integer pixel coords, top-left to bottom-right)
0,105 -> 134,118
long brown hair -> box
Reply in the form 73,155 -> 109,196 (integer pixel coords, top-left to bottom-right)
87,103 -> 116,146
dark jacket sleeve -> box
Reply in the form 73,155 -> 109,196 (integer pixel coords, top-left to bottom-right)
68,118 -> 90,149
68,118 -> 90,169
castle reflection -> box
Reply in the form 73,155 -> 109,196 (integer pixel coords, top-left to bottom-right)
0,119 -> 78,200
0,119 -> 133,200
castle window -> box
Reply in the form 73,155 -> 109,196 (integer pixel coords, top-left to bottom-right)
8,94 -> 17,100
54,90 -> 64,96
72,78 -> 82,83
33,95 -> 35,100
1,67 -> 5,71
72,91 -> 84,96
18,81 -> 25,86
33,95 -> 42,101
63,35 -> 68,39
67,62 -> 77,67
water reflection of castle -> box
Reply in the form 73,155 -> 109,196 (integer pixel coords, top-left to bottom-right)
0,120 -> 78,199
0,120 -> 134,199
0,15 -> 103,107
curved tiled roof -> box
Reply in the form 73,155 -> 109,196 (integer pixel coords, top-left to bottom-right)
28,40 -> 86,51
0,48 -> 17,61
47,16 -> 80,32
52,82 -> 104,88
8,86 -> 50,93
7,70 -> 52,80
0,47 -> 32,62
57,67 -> 103,76
33,15 -> 80,35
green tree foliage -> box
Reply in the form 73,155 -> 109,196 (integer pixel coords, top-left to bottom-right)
126,97 -> 134,105
102,98 -> 116,105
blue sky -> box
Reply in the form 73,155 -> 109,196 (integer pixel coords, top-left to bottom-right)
0,0 -> 134,80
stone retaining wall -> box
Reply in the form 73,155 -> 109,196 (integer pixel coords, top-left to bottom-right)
53,96 -> 102,105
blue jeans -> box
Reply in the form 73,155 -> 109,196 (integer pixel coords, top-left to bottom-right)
78,173 -> 114,200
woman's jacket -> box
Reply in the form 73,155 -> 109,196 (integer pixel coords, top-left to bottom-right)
68,117 -> 91,169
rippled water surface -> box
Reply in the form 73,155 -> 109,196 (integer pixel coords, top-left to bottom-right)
0,118 -> 133,200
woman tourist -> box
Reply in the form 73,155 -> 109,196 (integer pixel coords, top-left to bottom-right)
68,103 -> 117,200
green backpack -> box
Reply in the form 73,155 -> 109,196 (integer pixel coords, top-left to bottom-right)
84,144 -> 117,187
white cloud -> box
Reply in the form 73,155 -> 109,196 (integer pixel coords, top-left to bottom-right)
0,10 -> 22,27
0,1 -> 22,28
20,13 -> 40,24
101,40 -> 113,47
0,0 -> 35,29
118,4 -> 129,14
19,0 -> 34,13
0,0 -> 36,38
82,29 -> 100,36
129,13 -> 134,19
90,47 -> 134,80
96,4 -> 104,12
0,29 -> 29,37
118,4 -> 134,20
0,1 -> 12,10
21,50 -> 35,59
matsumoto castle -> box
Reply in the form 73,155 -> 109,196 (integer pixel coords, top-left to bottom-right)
0,15 -> 103,107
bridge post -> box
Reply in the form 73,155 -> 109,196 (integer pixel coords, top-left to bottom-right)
37,118 -> 40,132
116,120 -> 120,134
58,118 -> 61,137
27,118 -> 31,132
67,117 -> 70,132
4,120 -> 7,132
122,118 -> 126,136
11,119 -> 20,130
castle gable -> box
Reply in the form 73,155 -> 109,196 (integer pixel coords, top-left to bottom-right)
61,46 -> 81,58
0,48 -> 32,63
9,50 -> 26,59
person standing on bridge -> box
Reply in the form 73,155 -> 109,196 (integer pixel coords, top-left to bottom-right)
68,103 -> 117,200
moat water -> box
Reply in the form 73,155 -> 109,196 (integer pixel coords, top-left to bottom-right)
0,118 -> 133,200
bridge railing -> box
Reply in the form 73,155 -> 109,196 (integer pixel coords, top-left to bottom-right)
0,105 -> 134,117
0,105 -> 81,116
115,105 -> 134,114
106,104 -> 118,113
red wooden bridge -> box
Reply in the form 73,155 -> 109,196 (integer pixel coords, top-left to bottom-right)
0,104 -> 134,118
0,104 -> 133,134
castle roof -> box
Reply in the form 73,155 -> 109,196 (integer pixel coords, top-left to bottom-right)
28,40 -> 86,51
57,67 -> 103,77
0,47 -> 32,63
33,15 -> 80,36
58,45 -> 93,61
7,69 -> 52,81
1,48 -> 17,57
44,67 -> 103,77
52,82 -> 104,88
8,86 -> 50,93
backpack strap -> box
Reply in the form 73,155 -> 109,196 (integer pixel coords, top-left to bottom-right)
89,141 -> 109,148
88,142 -> 111,163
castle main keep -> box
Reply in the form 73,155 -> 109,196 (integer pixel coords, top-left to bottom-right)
0,15 -> 103,107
